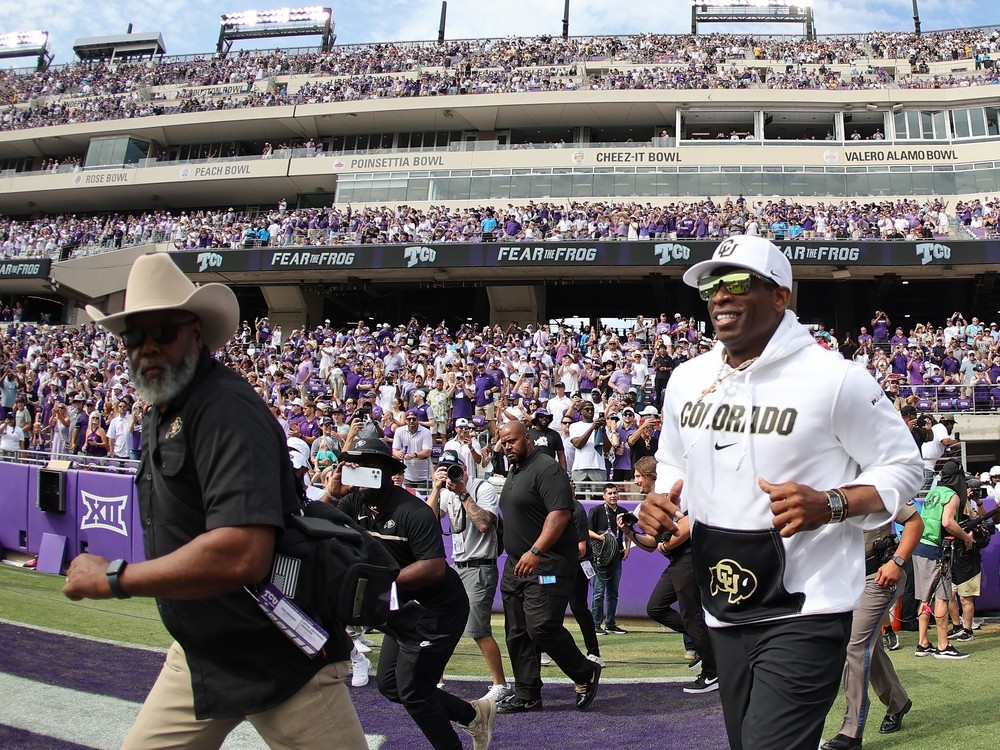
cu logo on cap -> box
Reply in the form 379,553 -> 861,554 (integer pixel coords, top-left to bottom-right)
716,238 -> 740,258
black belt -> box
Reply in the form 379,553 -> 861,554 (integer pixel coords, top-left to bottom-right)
455,559 -> 496,568
865,556 -> 881,576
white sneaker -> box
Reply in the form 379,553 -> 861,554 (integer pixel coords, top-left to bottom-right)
353,639 -> 372,654
463,696 -> 497,750
355,633 -> 377,648
539,653 -> 553,665
437,681 -> 446,689
587,653 -> 606,668
971,618 -> 984,631
351,654 -> 371,687
483,683 -> 513,702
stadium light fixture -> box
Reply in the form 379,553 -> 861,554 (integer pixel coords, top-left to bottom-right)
0,30 -> 47,48
0,29 -> 52,70
218,6 -> 334,55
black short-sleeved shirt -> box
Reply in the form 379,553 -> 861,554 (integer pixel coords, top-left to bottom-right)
572,500 -> 591,562
499,449 -> 578,577
588,503 -> 627,551
528,425 -> 564,461
136,351 -> 348,720
339,486 -> 467,611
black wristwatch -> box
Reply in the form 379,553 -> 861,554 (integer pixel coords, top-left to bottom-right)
891,555 -> 906,568
530,546 -> 542,556
457,492 -> 471,502
106,558 -> 131,599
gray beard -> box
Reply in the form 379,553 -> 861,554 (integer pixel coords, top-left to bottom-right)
130,342 -> 200,405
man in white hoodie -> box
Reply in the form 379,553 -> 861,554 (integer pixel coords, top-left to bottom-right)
639,235 -> 923,750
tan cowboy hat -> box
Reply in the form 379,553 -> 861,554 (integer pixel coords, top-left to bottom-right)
85,253 -> 238,352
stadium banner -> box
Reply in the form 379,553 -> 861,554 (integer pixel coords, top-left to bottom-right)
0,259 -> 51,278
171,238 -> 988,274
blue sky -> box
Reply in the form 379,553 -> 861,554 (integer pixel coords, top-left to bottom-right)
3,1 -> 995,68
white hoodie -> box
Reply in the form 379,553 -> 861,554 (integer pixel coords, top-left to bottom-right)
654,311 -> 923,627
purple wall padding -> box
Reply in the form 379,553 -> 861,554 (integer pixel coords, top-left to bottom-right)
75,471 -> 139,562
0,463 -> 31,552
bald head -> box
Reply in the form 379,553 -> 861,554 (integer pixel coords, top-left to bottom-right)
499,420 -> 533,465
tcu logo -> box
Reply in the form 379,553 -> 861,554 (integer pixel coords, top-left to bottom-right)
79,491 -> 129,537
914,242 -> 952,265
403,245 -> 437,268
196,252 -> 224,272
653,243 -> 691,265
709,558 -> 758,605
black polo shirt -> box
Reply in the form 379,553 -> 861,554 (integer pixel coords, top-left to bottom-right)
339,485 -> 466,611
499,449 -> 577,577
137,350 -> 348,720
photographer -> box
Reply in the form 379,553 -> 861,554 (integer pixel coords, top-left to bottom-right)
948,476 -> 993,641
425,450 -> 510,704
588,484 -> 631,635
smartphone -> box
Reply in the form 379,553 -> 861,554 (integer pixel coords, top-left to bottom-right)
342,465 -> 383,489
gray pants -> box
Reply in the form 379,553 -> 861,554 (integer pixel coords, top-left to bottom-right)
837,572 -> 911,739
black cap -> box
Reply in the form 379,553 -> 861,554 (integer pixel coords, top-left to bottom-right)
339,437 -> 405,473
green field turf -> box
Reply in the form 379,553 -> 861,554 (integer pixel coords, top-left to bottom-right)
3,563 -> 999,747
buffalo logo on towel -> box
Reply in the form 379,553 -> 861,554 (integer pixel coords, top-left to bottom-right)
709,559 -> 758,605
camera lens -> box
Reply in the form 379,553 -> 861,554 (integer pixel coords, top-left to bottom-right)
447,464 -> 464,481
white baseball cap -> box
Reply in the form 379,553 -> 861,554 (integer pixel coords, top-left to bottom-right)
682,235 -> 792,290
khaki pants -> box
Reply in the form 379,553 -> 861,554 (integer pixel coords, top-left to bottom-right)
122,641 -> 367,750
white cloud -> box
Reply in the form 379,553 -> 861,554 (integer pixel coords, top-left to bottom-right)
4,0 -> 996,68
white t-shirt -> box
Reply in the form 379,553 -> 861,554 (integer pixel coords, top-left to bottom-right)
920,422 -> 950,471
440,478 -> 499,561
0,424 -> 24,452
568,421 -> 604,470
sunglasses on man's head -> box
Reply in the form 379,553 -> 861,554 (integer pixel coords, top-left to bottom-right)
697,271 -> 774,301
119,317 -> 199,349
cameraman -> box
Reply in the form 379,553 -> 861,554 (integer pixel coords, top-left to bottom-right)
948,476 -> 990,641
426,450 -> 510,704
913,461 -> 975,659
918,414 -> 959,493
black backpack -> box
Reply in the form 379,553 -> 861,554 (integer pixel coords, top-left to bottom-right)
268,501 -> 400,629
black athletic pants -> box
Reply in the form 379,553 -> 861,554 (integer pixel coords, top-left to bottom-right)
569,562 -> 601,657
377,601 -> 475,750
501,564 -> 594,701
647,551 -> 715,676
710,613 -> 851,750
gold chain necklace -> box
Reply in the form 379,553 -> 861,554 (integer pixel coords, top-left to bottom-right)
697,352 -> 759,401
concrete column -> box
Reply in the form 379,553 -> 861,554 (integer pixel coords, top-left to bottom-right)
485,285 -> 546,328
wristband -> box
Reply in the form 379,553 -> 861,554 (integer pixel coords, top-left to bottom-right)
106,558 -> 131,599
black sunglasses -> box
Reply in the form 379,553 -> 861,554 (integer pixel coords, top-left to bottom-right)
120,317 -> 199,349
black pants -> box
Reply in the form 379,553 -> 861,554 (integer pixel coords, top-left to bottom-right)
501,564 -> 594,701
376,602 -> 475,750
569,562 -> 601,657
647,552 -> 715,676
711,613 -> 851,750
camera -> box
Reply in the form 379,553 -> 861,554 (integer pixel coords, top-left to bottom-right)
446,463 -> 464,481
870,534 -> 898,565
620,511 -> 639,529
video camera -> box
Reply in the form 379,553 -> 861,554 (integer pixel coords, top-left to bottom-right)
959,505 -> 1000,550
619,511 -> 639,532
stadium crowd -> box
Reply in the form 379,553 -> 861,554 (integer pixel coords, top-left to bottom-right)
2,305 -> 1000,465
1,28 -> 999,132
3,196 -> 991,260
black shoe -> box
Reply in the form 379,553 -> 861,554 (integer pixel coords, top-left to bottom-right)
594,626 -> 608,635
947,626 -> 964,640
879,699 -> 912,734
882,628 -> 900,651
682,674 -> 719,694
496,694 -> 543,714
953,628 -> 974,643
820,733 -> 862,750
574,664 -> 601,710
605,624 -> 628,634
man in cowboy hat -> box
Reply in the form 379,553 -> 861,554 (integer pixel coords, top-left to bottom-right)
63,253 -> 367,749
326,437 -> 498,750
